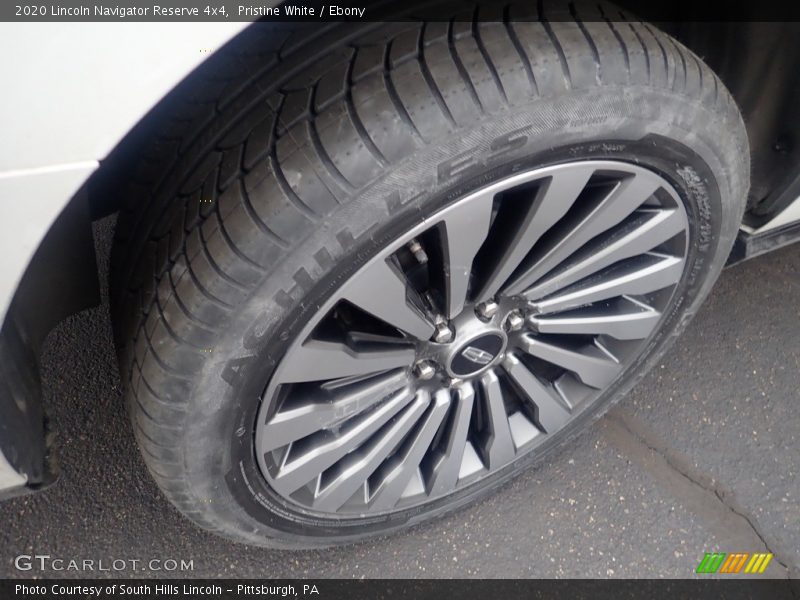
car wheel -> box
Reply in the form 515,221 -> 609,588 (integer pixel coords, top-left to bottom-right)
110,12 -> 748,547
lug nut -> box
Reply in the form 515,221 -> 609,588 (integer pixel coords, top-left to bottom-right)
432,320 -> 454,343
475,300 -> 499,321
504,310 -> 525,332
412,360 -> 436,380
446,377 -> 463,387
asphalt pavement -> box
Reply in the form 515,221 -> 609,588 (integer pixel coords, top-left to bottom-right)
1,218 -> 798,579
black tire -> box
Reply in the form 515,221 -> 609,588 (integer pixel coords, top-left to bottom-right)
110,10 -> 748,548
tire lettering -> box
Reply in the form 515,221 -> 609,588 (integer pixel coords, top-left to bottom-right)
489,126 -> 530,157
243,314 -> 272,350
221,355 -> 255,386
438,151 -> 477,182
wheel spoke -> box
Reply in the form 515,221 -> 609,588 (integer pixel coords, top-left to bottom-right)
368,388 -> 451,511
339,258 -> 434,339
515,335 -> 621,389
270,387 -> 417,496
523,208 -> 685,301
428,383 -> 476,494
260,370 -> 409,452
478,371 -> 515,469
504,172 -> 664,295
530,298 -> 662,340
477,164 -> 595,301
440,190 -> 495,318
311,391 -> 431,512
502,354 -> 572,433
276,340 -> 415,384
530,253 -> 684,314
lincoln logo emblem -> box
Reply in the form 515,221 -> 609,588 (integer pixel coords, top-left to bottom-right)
461,346 -> 494,366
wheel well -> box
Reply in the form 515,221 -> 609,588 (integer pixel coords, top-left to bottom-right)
9,22 -> 267,339
0,21 -> 266,496
668,22 -> 800,218
86,23 -> 264,220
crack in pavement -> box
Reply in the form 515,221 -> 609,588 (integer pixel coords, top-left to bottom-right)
602,408 -> 796,583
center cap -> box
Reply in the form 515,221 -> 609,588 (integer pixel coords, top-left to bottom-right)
449,333 -> 506,377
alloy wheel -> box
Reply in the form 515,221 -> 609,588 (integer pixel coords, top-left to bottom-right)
255,160 -> 689,516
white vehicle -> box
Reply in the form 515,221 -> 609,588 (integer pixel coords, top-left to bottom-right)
2,11 -> 799,548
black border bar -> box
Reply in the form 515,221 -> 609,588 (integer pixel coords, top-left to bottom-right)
3,579 -> 799,600
5,0 -> 800,22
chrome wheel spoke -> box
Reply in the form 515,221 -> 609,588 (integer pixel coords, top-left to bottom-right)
529,253 -> 683,314
440,190 -> 495,318
428,383 -> 476,494
504,171 -> 664,296
339,258 -> 434,339
255,161 -> 689,517
260,370 -> 409,452
311,391 -> 431,512
523,208 -> 684,301
270,387 -> 417,496
368,389 -> 450,511
477,164 -> 595,301
516,335 -> 620,389
276,340 -> 415,384
503,354 -> 572,433
478,371 -> 515,469
530,298 -> 662,340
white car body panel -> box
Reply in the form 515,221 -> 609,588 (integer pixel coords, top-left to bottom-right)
740,195 -> 800,234
0,162 -> 96,324
0,22 -> 248,325
0,448 -> 26,491
0,23 -> 248,171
